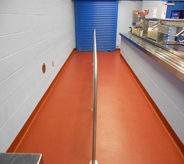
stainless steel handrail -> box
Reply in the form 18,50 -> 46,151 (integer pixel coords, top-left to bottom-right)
90,29 -> 98,164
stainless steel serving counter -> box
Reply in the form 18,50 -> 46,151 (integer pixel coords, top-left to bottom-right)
120,33 -> 184,82
0,153 -> 43,164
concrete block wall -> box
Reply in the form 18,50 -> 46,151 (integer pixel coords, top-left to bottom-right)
116,1 -> 142,48
0,0 -> 75,152
121,37 -> 184,144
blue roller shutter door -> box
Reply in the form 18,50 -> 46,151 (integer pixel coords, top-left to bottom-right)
75,0 -> 118,51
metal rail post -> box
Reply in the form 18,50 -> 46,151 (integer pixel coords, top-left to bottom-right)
90,29 -> 98,164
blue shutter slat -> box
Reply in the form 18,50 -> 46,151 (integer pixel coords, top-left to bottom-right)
75,0 -> 118,51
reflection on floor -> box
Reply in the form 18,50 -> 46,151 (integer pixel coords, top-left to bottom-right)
8,50 -> 184,164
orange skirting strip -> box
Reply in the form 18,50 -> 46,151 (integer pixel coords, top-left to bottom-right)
7,48 -> 76,152
116,48 -> 120,52
120,54 -> 184,155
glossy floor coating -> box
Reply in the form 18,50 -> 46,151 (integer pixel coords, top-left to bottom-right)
10,50 -> 184,163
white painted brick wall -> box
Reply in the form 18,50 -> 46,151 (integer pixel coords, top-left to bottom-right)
0,0 -> 75,152
121,37 -> 184,144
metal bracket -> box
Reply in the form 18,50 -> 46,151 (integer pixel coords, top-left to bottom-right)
89,160 -> 98,164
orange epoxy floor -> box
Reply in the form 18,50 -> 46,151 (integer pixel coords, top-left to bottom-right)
12,50 -> 184,164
